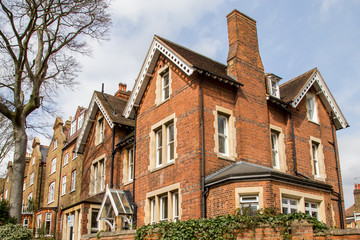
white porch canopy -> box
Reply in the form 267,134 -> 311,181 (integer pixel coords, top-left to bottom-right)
96,187 -> 134,231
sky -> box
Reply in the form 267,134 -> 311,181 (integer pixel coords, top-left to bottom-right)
1,0 -> 360,209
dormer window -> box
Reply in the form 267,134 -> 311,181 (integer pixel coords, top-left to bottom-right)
267,74 -> 281,98
306,93 -> 318,123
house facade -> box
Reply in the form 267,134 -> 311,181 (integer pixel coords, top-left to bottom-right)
122,9 -> 348,228
4,9 -> 349,239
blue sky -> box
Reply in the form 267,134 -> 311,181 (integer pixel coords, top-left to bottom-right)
2,0 -> 359,209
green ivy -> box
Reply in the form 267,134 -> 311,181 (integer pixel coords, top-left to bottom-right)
0,201 -> 17,225
135,208 -> 328,240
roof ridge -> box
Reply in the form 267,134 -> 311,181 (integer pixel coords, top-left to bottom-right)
280,67 -> 317,88
95,91 -> 128,103
155,35 -> 228,69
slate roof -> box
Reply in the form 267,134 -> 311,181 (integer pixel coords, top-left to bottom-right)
280,68 -> 317,103
156,36 -> 241,86
205,161 -> 333,191
95,91 -> 135,127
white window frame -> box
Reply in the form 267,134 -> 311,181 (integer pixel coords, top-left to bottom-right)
23,182 -> 26,192
94,163 -> 98,193
63,153 -> 69,166
30,172 -> 34,186
72,151 -> 78,160
160,195 -> 168,222
172,192 -> 179,222
32,156 -> 35,166
162,70 -> 170,101
53,139 -> 57,150
218,114 -> 229,156
305,201 -> 319,219
240,195 -> 259,213
51,158 -> 56,174
282,197 -> 298,214
62,175 -> 67,196
312,142 -> 320,176
4,189 -> 7,199
71,170 -> 76,192
307,94 -> 318,123
167,124 -> 174,162
45,213 -> 52,236
100,161 -> 105,191
78,113 -> 84,129
71,121 -> 76,135
271,131 -> 280,169
128,148 -> 134,181
23,218 -> 29,227
48,182 -> 55,203
150,198 -> 156,224
99,118 -> 104,143
156,129 -> 163,167
270,79 -> 280,98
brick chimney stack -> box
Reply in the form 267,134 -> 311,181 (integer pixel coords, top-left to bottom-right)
226,9 -> 264,82
115,82 -> 131,100
354,178 -> 360,212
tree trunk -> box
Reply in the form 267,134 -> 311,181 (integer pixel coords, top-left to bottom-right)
9,120 -> 27,223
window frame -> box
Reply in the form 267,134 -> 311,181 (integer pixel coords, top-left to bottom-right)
161,70 -> 170,102
312,142 -> 320,177
128,148 -> 134,181
71,120 -> 76,135
30,172 -> 34,186
99,118 -> 104,143
61,175 -> 67,196
63,153 -> 69,166
167,123 -> 175,162
217,114 -> 229,156
305,201 -> 319,219
48,182 -> 55,204
159,195 -> 168,222
282,197 -> 299,214
156,129 -> 163,167
100,160 -> 105,191
306,93 -> 318,123
240,195 -> 259,213
172,192 -> 179,222
71,170 -> 76,192
45,213 -> 52,236
50,158 -> 56,174
78,113 -> 84,129
150,198 -> 156,224
271,131 -> 280,169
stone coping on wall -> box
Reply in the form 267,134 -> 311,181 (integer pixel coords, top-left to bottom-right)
81,230 -> 136,240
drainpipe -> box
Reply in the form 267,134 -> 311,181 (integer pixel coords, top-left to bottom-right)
38,161 -> 44,210
54,146 -> 64,239
132,106 -> 138,227
200,79 -> 206,218
330,114 -> 345,229
289,113 -> 298,175
110,127 -> 116,188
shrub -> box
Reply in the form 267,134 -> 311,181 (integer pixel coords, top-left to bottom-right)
0,200 -> 16,225
0,224 -> 33,240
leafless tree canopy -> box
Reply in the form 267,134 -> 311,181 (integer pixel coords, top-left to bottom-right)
0,114 -> 14,162
0,0 -> 111,221
0,0 -> 111,121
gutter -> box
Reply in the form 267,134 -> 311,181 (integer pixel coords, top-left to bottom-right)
330,113 -> 345,229
132,106 -> 138,227
110,127 -> 115,188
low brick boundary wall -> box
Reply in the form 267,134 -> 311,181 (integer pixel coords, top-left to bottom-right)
81,222 -> 360,240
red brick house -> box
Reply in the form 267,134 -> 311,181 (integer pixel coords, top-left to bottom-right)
120,9 -> 348,229
74,87 -> 135,235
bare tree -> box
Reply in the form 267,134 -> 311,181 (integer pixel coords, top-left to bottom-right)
0,0 -> 111,222
0,114 -> 14,162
